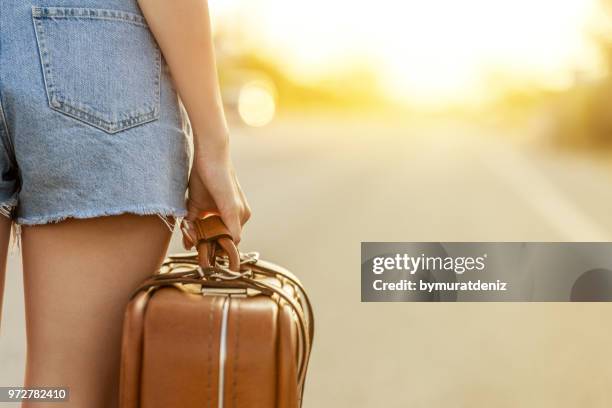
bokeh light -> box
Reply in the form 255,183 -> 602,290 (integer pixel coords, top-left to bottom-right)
237,80 -> 276,127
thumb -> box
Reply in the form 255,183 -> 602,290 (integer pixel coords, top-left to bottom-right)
218,205 -> 242,244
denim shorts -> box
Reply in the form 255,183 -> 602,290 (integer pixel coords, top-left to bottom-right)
0,0 -> 190,225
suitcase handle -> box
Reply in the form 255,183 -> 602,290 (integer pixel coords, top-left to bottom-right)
192,214 -> 241,272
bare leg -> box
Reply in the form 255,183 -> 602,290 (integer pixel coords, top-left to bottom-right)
21,215 -> 173,408
0,216 -> 13,328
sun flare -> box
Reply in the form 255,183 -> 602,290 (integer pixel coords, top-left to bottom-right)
211,0 -> 602,107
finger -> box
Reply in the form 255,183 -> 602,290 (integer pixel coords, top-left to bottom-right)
182,234 -> 193,250
199,166 -> 236,214
186,197 -> 216,221
197,162 -> 242,242
180,219 -> 196,250
233,173 -> 251,225
196,241 -> 212,270
220,210 -> 241,245
186,173 -> 216,221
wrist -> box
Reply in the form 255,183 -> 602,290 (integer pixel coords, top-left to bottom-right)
193,129 -> 230,159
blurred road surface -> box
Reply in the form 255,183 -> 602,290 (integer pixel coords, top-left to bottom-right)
2,116 -> 612,407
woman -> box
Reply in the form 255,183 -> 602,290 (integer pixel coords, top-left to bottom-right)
0,0 -> 249,406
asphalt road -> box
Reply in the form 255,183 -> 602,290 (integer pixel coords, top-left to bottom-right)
2,116 -> 612,407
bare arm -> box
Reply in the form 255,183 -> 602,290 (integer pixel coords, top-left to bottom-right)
138,0 -> 227,149
137,0 -> 250,243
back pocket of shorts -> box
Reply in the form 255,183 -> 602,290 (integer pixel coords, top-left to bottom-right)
32,7 -> 161,134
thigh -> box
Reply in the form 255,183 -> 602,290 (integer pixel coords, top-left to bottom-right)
21,215 -> 173,408
0,216 -> 12,326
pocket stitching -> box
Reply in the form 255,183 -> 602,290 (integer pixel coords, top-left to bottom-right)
31,7 -> 161,134
32,7 -> 149,28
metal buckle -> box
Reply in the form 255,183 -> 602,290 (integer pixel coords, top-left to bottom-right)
240,251 -> 260,265
208,268 -> 252,281
201,287 -> 248,297
203,251 -> 259,281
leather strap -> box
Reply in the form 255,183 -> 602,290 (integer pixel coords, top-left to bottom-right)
193,215 -> 240,271
194,214 -> 232,242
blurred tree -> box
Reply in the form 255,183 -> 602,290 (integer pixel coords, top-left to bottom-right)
547,0 -> 612,150
212,23 -> 391,115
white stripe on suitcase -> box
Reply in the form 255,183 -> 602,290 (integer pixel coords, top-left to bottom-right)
218,297 -> 231,408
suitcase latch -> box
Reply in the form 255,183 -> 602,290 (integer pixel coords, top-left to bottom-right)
201,287 -> 248,297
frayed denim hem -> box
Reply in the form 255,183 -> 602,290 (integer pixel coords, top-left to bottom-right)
0,195 -> 21,250
16,205 -> 187,231
0,195 -> 18,219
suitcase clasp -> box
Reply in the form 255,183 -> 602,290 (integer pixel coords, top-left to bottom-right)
201,287 -> 249,297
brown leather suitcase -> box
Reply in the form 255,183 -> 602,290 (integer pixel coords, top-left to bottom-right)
119,216 -> 314,408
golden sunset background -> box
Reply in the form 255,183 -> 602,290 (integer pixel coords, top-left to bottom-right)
211,0 -> 612,143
